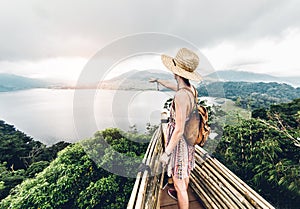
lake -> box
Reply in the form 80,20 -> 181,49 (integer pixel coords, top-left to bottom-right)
0,89 -> 174,145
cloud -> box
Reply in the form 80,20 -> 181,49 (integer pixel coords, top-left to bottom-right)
1,0 -> 300,61
203,27 -> 300,76
0,57 -> 87,82
0,0 -> 181,60
0,0 -> 300,80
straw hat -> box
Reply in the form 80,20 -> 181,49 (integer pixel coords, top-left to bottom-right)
161,48 -> 202,81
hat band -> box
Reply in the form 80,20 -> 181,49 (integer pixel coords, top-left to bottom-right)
173,59 -> 194,72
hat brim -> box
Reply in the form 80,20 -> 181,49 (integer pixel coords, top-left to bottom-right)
161,55 -> 202,82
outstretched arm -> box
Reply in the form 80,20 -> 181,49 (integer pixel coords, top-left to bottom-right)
149,78 -> 177,91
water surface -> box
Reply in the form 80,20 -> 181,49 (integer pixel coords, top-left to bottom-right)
0,89 -> 173,144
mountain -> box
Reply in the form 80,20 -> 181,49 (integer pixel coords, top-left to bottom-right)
99,70 -> 173,90
72,69 -> 300,90
206,70 -> 300,87
197,81 -> 300,109
107,70 -> 172,81
0,74 -> 50,92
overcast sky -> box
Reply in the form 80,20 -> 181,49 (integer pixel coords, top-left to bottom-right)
1,0 -> 300,83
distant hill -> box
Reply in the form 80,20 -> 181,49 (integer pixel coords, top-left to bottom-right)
107,70 -> 173,82
61,69 -> 300,90
197,81 -> 300,109
206,70 -> 300,87
0,74 -> 50,92
99,70 -> 173,90
98,69 -> 300,90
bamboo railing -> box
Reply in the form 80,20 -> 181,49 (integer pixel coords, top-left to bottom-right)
190,146 -> 275,209
127,112 -> 168,209
128,111 -> 275,209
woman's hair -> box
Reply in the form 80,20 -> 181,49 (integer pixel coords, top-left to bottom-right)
181,76 -> 191,87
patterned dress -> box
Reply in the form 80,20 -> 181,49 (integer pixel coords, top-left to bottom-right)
166,97 -> 195,179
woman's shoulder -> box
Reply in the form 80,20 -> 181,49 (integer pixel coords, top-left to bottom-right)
174,89 -> 190,102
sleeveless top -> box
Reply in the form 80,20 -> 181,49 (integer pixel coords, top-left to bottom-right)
166,88 -> 196,179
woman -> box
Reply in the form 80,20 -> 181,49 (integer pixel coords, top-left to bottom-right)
150,48 -> 202,209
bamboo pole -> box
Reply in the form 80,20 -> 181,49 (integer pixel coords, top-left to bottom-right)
190,173 -> 217,209
195,164 -> 240,209
202,157 -> 255,209
144,114 -> 168,209
194,146 -> 256,209
190,181 -> 212,209
145,123 -> 166,209
208,158 -> 264,209
194,145 -> 273,209
213,160 -> 260,208
194,163 -> 240,209
127,126 -> 159,209
193,165 -> 229,209
196,149 -> 253,208
128,112 -> 168,209
146,146 -> 161,208
154,148 -> 164,208
192,156 -> 224,208
214,159 -> 275,209
195,146 -> 259,208
192,144 -> 234,209
200,164 -> 248,209
135,128 -> 161,209
135,170 -> 150,209
156,165 -> 165,209
192,167 -> 224,209
127,171 -> 142,209
155,111 -> 169,208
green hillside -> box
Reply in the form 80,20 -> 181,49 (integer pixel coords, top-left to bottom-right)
0,127 -> 150,209
197,81 -> 300,109
214,99 -> 300,208
0,120 -> 70,201
205,70 -> 300,86
0,74 -> 50,92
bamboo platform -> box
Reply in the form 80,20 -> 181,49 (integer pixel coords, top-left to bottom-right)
160,184 -> 204,209
127,111 -> 275,209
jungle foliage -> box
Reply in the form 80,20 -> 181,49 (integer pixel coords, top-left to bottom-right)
0,120 -> 70,200
197,81 -> 300,109
214,99 -> 300,209
0,128 -> 150,209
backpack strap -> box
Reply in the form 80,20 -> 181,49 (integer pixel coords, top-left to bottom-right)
179,86 -> 197,99
179,86 -> 197,115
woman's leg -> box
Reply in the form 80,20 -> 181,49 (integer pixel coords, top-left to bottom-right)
184,176 -> 189,188
173,176 -> 189,209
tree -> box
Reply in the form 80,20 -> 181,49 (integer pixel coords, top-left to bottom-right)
0,162 -> 25,200
0,120 -> 43,169
0,128 -> 149,209
214,117 -> 300,209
